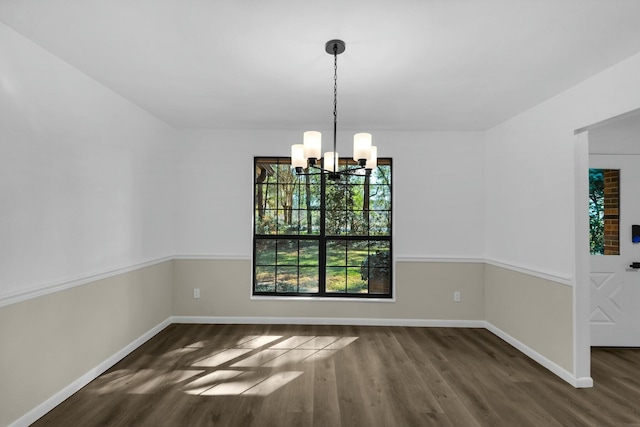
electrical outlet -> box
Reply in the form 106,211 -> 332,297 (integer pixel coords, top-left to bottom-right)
454,291 -> 461,302
194,288 -> 200,299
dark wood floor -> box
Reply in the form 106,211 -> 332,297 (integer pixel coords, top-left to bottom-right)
33,324 -> 640,427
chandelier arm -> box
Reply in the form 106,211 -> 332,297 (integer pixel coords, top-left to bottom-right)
294,165 -> 369,179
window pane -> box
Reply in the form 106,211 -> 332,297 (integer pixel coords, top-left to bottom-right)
296,211 -> 308,235
276,210 -> 289,234
255,216 -> 267,234
255,266 -> 275,292
326,267 -> 347,293
351,184 -> 365,210
290,209 -> 301,233
369,211 -> 391,235
276,266 -> 298,292
589,168 -> 619,255
299,267 -> 319,293
371,164 -> 392,185
299,241 -> 319,266
370,240 -> 390,254
347,240 -> 369,266
326,240 -> 347,266
284,209 -> 319,236
255,240 -> 276,265
370,185 -> 391,211
256,209 -> 277,235
347,211 -> 367,236
275,163 -> 295,185
368,268 -> 391,294
308,184 -> 321,209
326,182 -> 347,211
361,248 -> 391,295
347,267 -> 367,294
276,240 -> 298,265
311,210 -> 321,234
325,210 -> 347,235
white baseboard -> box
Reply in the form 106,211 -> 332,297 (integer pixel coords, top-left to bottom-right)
170,315 -> 486,328
9,317 -> 172,427
573,376 -> 595,388
484,322 -> 593,388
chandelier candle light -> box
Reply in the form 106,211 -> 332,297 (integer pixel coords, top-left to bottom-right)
291,39 -> 377,180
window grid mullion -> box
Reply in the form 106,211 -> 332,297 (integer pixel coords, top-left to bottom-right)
319,166 -> 327,295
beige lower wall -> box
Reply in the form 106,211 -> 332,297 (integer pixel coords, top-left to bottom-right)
484,264 -> 574,372
172,259 -> 485,320
0,261 -> 173,427
2,258 -> 579,425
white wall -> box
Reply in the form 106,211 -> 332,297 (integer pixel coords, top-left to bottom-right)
173,129 -> 485,260
485,51 -> 640,382
485,51 -> 640,280
0,22 -> 175,302
0,20 -> 177,427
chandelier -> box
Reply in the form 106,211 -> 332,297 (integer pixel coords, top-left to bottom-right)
291,39 -> 377,180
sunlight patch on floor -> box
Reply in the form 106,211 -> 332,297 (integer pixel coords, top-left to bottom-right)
89,369 -> 204,395
181,335 -> 358,396
183,370 -> 244,395
296,336 -> 341,349
89,334 -> 358,397
261,349 -> 317,368
238,335 -> 283,348
192,348 -> 255,367
270,336 -> 315,349
191,371 -> 305,396
199,372 -> 266,396
231,349 -> 288,368
325,336 -> 359,349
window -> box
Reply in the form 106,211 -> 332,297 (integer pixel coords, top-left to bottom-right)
253,157 -> 392,297
589,168 -> 619,255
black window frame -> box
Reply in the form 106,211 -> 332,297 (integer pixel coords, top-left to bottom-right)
253,156 -> 392,298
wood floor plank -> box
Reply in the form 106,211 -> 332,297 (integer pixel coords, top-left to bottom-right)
30,325 -> 640,427
399,328 -> 482,427
311,349 -> 342,427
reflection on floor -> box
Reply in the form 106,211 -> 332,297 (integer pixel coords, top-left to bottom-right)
88,334 -> 358,397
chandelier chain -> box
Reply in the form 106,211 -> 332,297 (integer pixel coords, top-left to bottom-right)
332,44 -> 338,171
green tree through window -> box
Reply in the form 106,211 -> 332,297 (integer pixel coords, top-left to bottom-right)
253,157 -> 392,297
589,168 -> 619,255
589,169 -> 605,255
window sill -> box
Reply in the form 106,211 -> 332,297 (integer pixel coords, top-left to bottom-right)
250,295 -> 396,303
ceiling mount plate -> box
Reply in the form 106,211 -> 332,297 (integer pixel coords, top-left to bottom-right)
325,39 -> 346,55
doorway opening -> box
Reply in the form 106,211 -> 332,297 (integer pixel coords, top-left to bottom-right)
578,108 -> 640,348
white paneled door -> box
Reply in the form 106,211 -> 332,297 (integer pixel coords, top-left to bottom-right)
590,158 -> 640,347
590,256 -> 640,346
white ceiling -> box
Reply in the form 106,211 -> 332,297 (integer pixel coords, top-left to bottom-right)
2,0 -> 640,131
